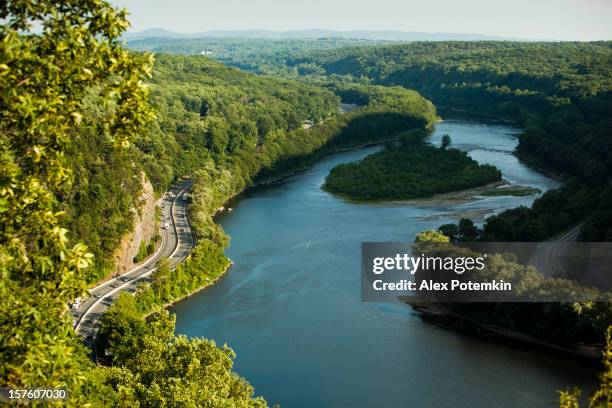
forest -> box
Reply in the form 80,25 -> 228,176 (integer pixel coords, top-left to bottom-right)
284,41 -> 612,355
127,36 -> 386,75
141,41 -> 612,241
272,41 -> 612,245
324,131 -> 501,200
0,4 -> 439,404
62,52 -> 437,283
2,0 -> 611,405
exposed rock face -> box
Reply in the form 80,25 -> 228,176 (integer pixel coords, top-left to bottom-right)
111,173 -> 159,277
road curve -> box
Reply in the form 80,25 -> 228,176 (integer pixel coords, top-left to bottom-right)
529,225 -> 581,279
73,180 -> 195,339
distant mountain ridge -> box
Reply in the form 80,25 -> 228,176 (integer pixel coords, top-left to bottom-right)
123,28 -> 541,42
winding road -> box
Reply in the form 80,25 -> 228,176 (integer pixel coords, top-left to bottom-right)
73,180 -> 195,339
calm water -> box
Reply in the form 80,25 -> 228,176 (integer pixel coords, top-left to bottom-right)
172,119 -> 596,408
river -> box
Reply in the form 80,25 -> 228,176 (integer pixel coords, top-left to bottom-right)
171,118 -> 597,407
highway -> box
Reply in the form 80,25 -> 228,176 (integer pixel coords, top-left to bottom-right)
73,180 -> 195,339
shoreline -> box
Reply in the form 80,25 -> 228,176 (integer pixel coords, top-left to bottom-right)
438,107 -> 567,182
143,260 -> 233,318
326,180 -> 541,206
436,106 -> 520,126
405,301 -> 603,361
165,117 -> 590,368
514,150 -> 568,182
248,140 -> 385,190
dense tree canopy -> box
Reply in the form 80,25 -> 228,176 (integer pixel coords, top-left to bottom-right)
324,133 -> 501,200
0,0 -> 153,402
0,3 -> 439,403
2,6 -> 610,405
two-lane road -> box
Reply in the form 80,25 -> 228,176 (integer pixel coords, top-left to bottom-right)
73,180 -> 195,339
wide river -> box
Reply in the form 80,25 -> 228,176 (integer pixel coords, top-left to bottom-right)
172,118 -> 597,407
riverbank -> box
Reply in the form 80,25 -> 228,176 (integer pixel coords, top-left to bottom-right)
514,150 -> 568,182
249,140 -> 388,190
405,301 -> 603,361
143,261 -> 234,318
328,180 -> 541,206
171,117 -> 594,408
436,106 -> 519,126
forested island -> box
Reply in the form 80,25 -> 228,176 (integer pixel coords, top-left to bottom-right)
323,131 -> 501,200
275,41 -> 612,241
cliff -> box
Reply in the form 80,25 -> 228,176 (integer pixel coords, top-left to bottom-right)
111,173 -> 159,276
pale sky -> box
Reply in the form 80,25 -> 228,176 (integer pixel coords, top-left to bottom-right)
111,0 -> 612,41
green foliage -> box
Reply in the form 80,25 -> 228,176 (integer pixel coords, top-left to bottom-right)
560,326 -> 612,408
284,41 -> 612,180
415,230 -> 450,243
127,37 -> 387,75
139,40 -> 612,242
438,183 -> 612,243
324,143 -> 501,200
133,237 -> 157,264
0,0 -> 152,401
559,388 -> 581,408
143,59 -> 436,245
97,295 -> 266,407
415,242 -> 612,346
97,293 -> 149,365
135,240 -> 231,315
590,326 -> 612,407
441,134 -> 452,150
62,91 -> 150,282
46,51 -> 438,286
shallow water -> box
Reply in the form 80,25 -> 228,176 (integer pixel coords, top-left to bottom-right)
172,119 -> 595,408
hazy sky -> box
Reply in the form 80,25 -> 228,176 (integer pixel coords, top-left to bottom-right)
111,0 -> 612,41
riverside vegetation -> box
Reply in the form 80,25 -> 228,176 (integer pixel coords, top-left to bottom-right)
0,2 -> 437,405
138,39 -> 612,239
280,41 -> 612,405
226,38 -> 612,337
1,2 -> 611,406
160,36 -> 612,405
278,41 -> 612,242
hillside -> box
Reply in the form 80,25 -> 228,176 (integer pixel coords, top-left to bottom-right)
62,53 -> 438,282
285,41 -> 612,178
1,6 -> 439,402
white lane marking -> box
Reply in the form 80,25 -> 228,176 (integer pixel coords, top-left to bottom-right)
75,186 -> 188,334
82,194 -> 171,293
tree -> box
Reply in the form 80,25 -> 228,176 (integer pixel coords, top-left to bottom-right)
441,134 -> 452,150
415,230 -> 450,243
96,296 -> 268,407
580,218 -> 601,242
0,0 -> 153,399
439,223 -> 460,241
153,258 -> 172,284
152,257 -> 172,299
458,218 -> 479,241
559,326 -> 612,408
589,326 -> 612,407
399,129 -> 426,148
97,293 -> 149,364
